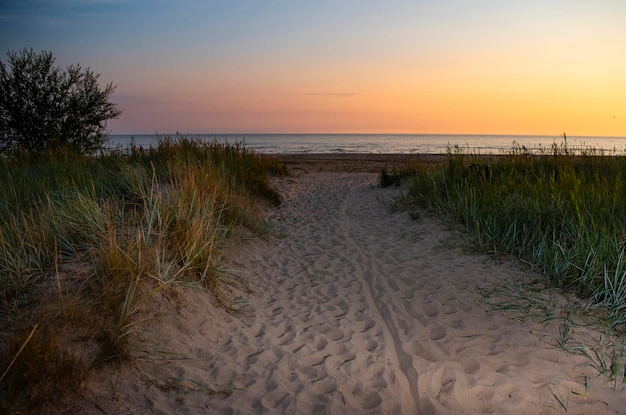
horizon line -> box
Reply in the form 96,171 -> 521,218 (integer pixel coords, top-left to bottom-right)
108,132 -> 626,138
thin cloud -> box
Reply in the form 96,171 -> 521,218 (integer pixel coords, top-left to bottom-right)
304,93 -> 359,98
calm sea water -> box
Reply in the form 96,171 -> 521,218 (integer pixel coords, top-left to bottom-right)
108,134 -> 626,155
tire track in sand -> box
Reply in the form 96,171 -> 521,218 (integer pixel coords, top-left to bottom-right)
337,183 -> 420,414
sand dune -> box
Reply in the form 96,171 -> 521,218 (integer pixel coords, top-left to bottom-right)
86,170 -> 626,414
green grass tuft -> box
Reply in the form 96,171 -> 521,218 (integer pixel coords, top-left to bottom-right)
397,140 -> 626,333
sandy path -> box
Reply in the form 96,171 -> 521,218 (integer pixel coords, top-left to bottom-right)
88,172 -> 626,414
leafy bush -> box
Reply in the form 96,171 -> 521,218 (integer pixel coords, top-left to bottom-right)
0,48 -> 122,155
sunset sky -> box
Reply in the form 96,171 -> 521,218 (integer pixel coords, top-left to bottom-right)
1,0 -> 625,136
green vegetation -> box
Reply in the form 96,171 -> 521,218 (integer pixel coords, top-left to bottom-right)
0,138 -> 285,412
380,160 -> 435,189
0,48 -> 122,156
388,141 -> 626,333
379,166 -> 424,188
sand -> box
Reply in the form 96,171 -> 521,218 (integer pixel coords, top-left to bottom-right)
83,157 -> 626,414
271,153 -> 448,173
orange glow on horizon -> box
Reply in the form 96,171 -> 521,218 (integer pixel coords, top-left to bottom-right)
96,2 -> 626,136
111,45 -> 626,136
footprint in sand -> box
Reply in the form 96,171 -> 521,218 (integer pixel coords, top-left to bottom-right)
458,356 -> 481,375
311,376 -> 337,394
442,304 -> 458,314
361,392 -> 383,410
209,364 -> 236,385
357,317 -> 376,333
450,319 -> 465,329
422,301 -> 439,317
314,336 -> 327,350
430,326 -> 447,341
325,327 -> 346,342
257,391 -> 290,410
295,365 -> 321,381
364,338 -> 378,352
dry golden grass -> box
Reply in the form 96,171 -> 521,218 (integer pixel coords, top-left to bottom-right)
0,138 -> 284,413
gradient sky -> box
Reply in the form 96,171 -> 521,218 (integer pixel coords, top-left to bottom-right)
1,0 -> 625,135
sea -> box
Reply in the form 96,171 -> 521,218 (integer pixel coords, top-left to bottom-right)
107,134 -> 626,155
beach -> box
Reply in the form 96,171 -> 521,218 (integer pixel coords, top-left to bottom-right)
85,154 -> 626,414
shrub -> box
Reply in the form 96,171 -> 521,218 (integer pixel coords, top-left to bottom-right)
0,48 -> 122,156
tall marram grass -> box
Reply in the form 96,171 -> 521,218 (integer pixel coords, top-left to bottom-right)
0,138 -> 284,413
393,142 -> 626,332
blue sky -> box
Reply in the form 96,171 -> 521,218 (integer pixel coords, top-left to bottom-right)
1,1 -> 625,135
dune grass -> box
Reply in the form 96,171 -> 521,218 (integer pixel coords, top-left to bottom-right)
387,141 -> 626,333
0,137 -> 285,412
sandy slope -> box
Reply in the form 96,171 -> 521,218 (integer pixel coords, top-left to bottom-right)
86,171 -> 626,414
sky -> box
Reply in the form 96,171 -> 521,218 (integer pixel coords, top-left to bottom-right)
1,0 -> 625,136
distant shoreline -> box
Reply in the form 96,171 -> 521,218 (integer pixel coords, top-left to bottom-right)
269,153 -> 493,173
267,153 -> 443,173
